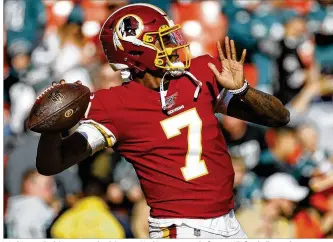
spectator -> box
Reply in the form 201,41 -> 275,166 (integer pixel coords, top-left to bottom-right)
274,16 -> 309,105
5,169 -> 58,238
232,156 -> 262,211
307,0 -> 333,69
261,172 -> 332,238
297,123 -> 333,175
5,129 -> 82,205
286,65 -> 333,154
4,0 -> 48,134
32,4 -> 94,90
50,179 -> 125,238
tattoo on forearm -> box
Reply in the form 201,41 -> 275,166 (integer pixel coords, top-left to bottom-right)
218,87 -> 290,127
243,87 -> 289,124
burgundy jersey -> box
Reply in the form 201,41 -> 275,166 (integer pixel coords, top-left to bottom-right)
86,55 -> 235,218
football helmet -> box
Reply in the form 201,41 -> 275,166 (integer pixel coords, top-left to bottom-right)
99,3 -> 191,78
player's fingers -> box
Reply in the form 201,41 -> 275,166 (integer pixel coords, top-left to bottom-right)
52,81 -> 57,86
60,79 -> 66,85
231,40 -> 237,61
208,63 -> 221,77
240,49 -> 247,64
217,41 -> 225,61
225,36 -> 231,60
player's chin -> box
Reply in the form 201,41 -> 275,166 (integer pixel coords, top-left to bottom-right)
148,68 -> 167,78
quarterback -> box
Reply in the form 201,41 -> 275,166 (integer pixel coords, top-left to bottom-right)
36,3 -> 289,239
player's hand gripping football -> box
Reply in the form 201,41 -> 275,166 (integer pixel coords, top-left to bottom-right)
208,36 -> 247,90
51,79 -> 82,86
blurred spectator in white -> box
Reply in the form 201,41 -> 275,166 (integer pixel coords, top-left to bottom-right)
286,65 -> 333,154
4,0 -> 49,136
231,156 -> 262,211
261,172 -> 332,238
5,169 -> 58,238
5,128 -> 82,206
261,173 -> 309,238
51,179 -> 125,239
32,4 -> 94,90
297,123 -> 333,175
221,115 -> 268,169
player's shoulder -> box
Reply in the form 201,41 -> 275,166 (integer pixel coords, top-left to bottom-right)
93,84 -> 127,101
189,55 -> 221,85
91,82 -> 137,110
191,54 -> 219,67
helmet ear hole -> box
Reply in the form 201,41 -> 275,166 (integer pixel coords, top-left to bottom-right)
129,50 -> 143,56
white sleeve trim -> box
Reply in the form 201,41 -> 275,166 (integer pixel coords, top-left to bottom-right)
216,88 -> 233,114
76,120 -> 116,155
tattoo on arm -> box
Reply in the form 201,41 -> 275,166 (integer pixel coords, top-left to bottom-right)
217,87 -> 290,127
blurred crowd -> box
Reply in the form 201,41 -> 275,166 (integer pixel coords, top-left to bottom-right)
3,0 -> 333,239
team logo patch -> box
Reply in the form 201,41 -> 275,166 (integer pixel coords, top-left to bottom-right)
114,14 -> 144,51
165,92 -> 178,109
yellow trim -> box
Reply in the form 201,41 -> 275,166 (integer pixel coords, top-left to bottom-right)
143,24 -> 191,71
89,122 -> 113,147
161,227 -> 170,238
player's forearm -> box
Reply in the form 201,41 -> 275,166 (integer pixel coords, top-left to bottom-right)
225,87 -> 290,127
36,132 -> 92,176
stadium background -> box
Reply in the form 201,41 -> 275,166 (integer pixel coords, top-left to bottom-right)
3,0 -> 333,239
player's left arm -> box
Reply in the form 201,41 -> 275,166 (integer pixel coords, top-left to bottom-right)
209,37 -> 290,127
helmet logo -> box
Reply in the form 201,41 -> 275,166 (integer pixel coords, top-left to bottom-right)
114,14 -> 144,50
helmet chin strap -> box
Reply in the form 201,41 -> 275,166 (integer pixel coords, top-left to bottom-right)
160,62 -> 202,110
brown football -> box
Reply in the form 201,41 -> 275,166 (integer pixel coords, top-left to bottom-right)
28,83 -> 91,133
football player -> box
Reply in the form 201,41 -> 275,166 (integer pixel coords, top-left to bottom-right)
36,4 -> 290,239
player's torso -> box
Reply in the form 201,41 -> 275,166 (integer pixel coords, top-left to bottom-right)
106,57 -> 235,218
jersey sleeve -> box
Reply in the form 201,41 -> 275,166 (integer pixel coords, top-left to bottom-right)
204,54 -> 224,98
203,55 -> 233,113
80,91 -> 118,147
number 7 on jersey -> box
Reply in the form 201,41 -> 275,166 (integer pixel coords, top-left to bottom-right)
160,108 -> 209,181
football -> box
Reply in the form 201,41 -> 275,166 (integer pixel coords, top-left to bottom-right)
28,82 -> 91,133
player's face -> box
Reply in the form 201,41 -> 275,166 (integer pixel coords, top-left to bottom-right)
155,38 -> 180,63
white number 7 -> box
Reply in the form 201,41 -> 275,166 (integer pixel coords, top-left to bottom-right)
160,108 -> 209,181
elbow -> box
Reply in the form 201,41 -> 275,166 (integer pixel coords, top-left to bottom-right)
36,161 -> 59,176
36,164 -> 54,176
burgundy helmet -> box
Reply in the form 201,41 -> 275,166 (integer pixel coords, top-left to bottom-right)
99,3 -> 191,77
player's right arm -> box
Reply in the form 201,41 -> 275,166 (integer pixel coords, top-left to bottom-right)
36,91 -> 117,176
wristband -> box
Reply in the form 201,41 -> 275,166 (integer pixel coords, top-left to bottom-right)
228,80 -> 250,96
